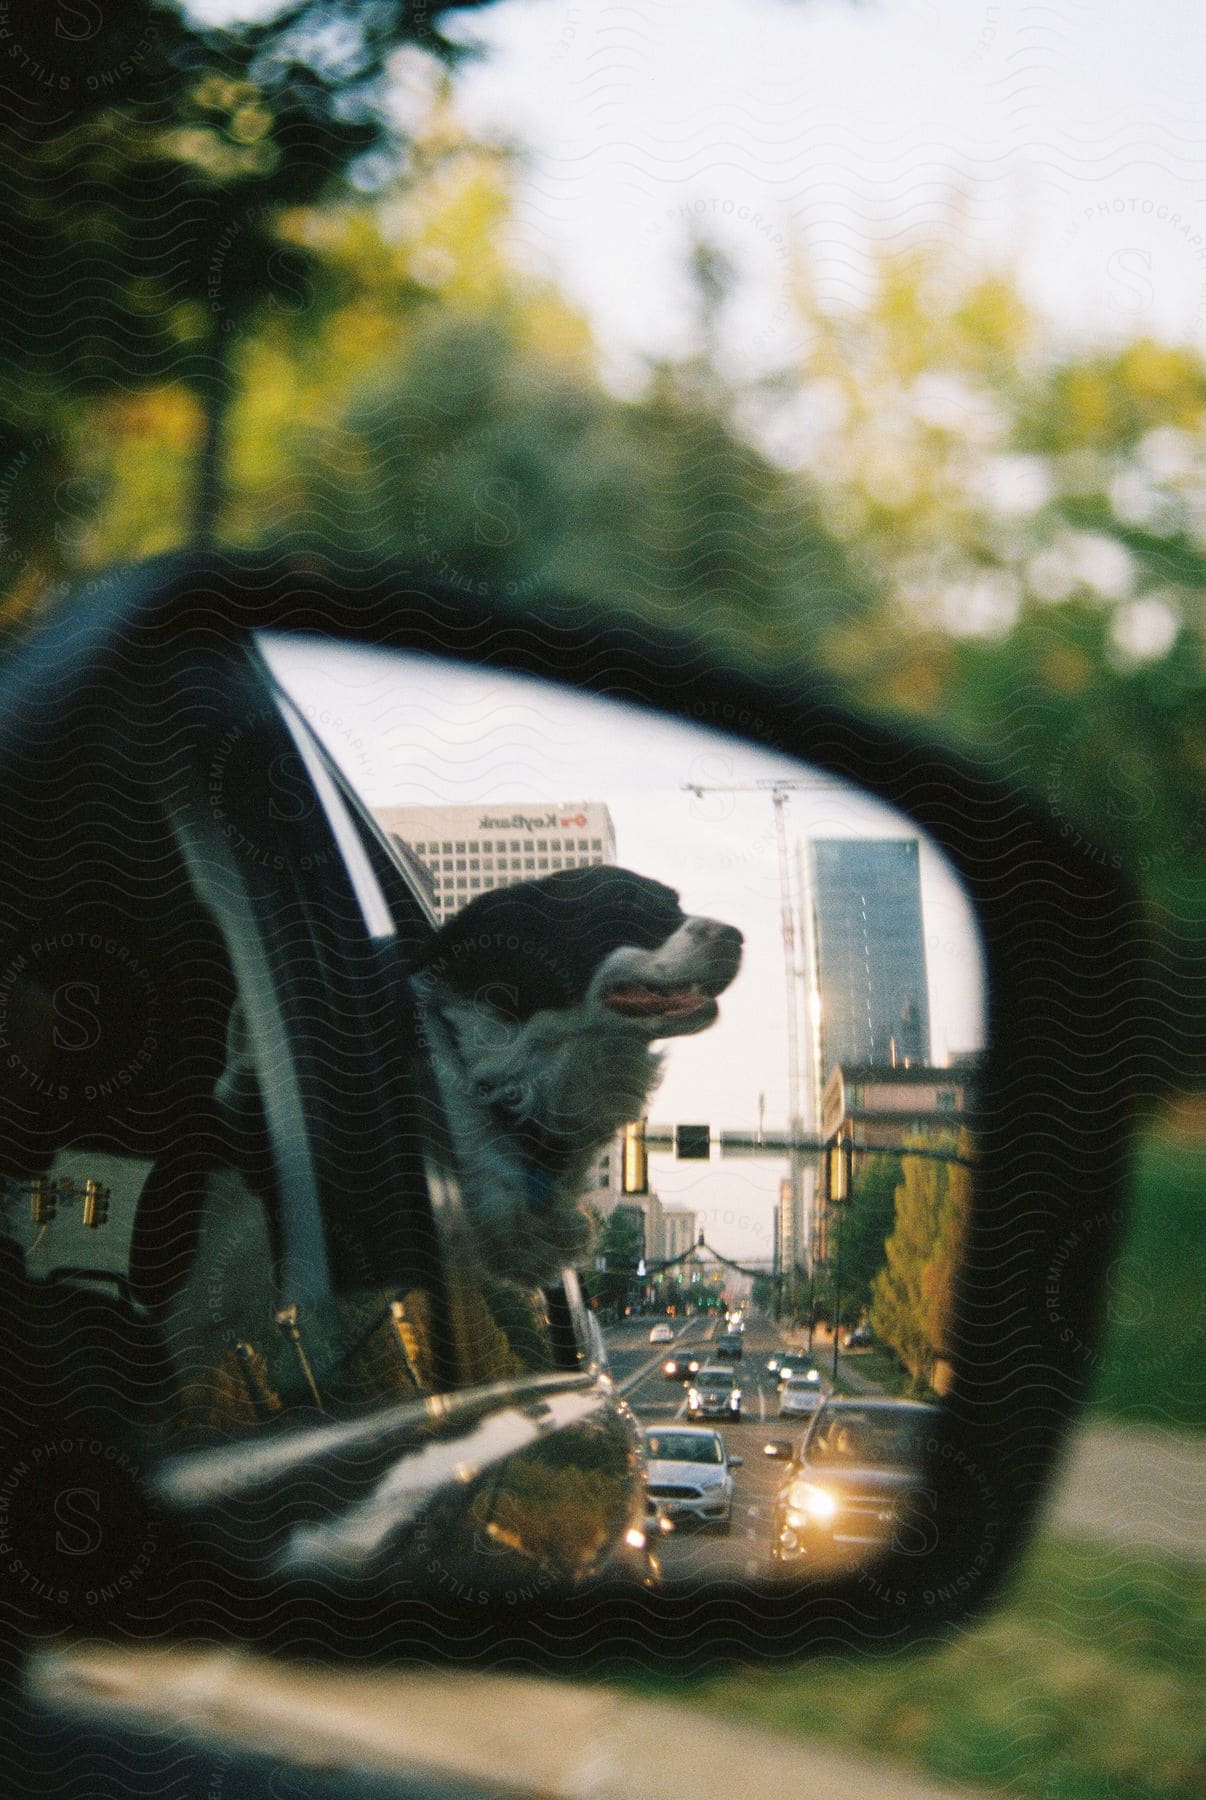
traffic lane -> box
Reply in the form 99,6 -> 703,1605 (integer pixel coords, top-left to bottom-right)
637,1323 -> 829,1578
606,1315 -> 718,1397
637,1352 -> 814,1578
624,1313 -> 813,1425
650,1411 -> 803,1580
619,1309 -> 774,1411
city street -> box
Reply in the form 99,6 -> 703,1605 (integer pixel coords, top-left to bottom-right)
605,1309 -> 827,1579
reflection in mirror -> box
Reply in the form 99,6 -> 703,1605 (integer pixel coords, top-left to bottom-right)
262,635 -> 986,1585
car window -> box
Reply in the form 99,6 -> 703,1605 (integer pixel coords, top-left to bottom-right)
809,1409 -> 933,1465
643,1433 -> 724,1465
260,715 -> 585,1395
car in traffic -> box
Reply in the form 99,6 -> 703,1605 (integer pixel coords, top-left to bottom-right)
778,1373 -> 825,1419
772,1352 -> 820,1388
687,1365 -> 744,1421
770,1398 -> 941,1570
649,1323 -> 674,1344
662,1351 -> 703,1382
640,1425 -> 743,1534
711,1333 -> 744,1361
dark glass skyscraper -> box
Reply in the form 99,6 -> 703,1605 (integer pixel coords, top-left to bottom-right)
805,838 -> 931,1089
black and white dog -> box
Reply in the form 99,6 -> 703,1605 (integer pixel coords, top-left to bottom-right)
411,867 -> 743,1287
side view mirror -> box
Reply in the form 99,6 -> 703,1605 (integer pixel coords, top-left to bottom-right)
0,551 -> 1151,1676
728,1455 -> 744,1469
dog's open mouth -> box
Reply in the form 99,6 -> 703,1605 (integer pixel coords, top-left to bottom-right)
603,983 -> 716,1019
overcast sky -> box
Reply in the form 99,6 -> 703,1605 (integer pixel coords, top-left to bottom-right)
194,1 -> 1206,386
265,638 -> 985,1261
442,0 -> 1206,387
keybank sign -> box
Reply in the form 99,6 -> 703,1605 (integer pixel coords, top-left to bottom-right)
478,813 -> 589,832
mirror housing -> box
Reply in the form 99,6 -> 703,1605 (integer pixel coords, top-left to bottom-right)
0,549 -> 1156,1672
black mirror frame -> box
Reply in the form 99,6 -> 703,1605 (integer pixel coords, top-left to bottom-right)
0,550 -> 1157,1672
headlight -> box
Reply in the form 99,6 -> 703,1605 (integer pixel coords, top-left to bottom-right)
807,1370 -> 819,1382
788,1481 -> 838,1521
687,1388 -> 700,1406
624,1527 -> 647,1550
730,1391 -> 742,1406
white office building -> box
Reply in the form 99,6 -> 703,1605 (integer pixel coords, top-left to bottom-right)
373,801 -> 617,925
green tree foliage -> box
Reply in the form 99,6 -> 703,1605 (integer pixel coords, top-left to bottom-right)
870,1137 -> 972,1384
260,303 -> 872,654
0,0 -> 487,605
580,1207 -> 645,1318
835,1154 -> 903,1321
783,245 -> 1205,862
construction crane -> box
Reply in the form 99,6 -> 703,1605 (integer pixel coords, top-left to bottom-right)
681,775 -> 839,1281
681,776 -> 835,1135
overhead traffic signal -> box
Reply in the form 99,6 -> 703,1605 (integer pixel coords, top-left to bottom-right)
675,1124 -> 711,1161
622,1120 -> 648,1194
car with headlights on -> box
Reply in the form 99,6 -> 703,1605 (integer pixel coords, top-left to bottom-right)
770,1398 -> 940,1570
662,1350 -> 703,1382
774,1353 -> 822,1391
641,1426 -> 743,1534
687,1365 -> 743,1421
649,1322 -> 674,1344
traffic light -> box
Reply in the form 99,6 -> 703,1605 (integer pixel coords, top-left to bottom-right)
825,1138 -> 851,1202
82,1178 -> 110,1228
675,1124 -> 711,1160
622,1120 -> 648,1194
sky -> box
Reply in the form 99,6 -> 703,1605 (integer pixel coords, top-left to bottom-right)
192,0 -> 1206,379
264,637 -> 985,1262
440,0 -> 1206,386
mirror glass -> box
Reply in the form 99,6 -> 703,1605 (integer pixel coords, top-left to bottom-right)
263,635 -> 986,1583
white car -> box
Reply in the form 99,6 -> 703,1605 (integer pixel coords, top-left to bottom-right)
641,1425 -> 742,1534
778,1374 -> 825,1418
648,1322 -> 674,1344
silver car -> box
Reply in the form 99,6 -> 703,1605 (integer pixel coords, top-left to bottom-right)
641,1426 -> 743,1533
778,1373 -> 824,1418
687,1365 -> 743,1421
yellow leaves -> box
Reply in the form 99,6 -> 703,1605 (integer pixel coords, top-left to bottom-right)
953,274 -> 1034,364
229,104 -> 272,146
105,388 -> 203,456
1063,365 -> 1119,445
518,293 -> 596,373
411,161 -> 513,311
1118,339 -> 1206,425
168,301 -> 211,346
192,76 -> 256,116
160,125 -> 279,182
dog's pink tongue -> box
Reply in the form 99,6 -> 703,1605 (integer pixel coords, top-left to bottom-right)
605,984 -> 701,1017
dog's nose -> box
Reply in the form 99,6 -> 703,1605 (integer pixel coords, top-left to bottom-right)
691,918 -> 743,948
